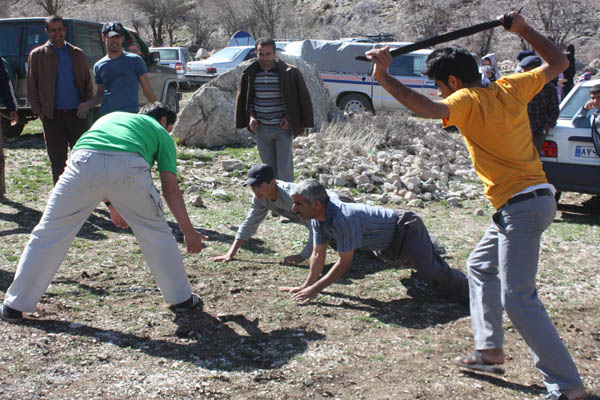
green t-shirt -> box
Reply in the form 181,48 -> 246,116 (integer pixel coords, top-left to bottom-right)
73,112 -> 177,175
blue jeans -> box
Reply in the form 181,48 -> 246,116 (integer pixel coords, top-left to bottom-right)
467,193 -> 583,393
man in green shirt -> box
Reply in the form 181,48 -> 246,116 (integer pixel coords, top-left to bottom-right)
1,103 -> 205,323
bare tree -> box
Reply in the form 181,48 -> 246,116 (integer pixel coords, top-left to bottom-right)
186,3 -> 217,50
220,0 -> 259,39
34,0 -> 62,15
250,0 -> 286,38
131,0 -> 194,46
531,0 -> 599,49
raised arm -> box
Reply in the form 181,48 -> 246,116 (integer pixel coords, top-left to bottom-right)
366,46 -> 450,119
503,12 -> 568,83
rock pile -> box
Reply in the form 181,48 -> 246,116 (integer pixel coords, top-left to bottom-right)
292,114 -> 483,206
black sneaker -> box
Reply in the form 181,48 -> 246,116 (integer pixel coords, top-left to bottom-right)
0,304 -> 23,323
173,293 -> 202,312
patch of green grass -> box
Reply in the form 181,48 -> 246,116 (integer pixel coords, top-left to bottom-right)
21,119 -> 43,136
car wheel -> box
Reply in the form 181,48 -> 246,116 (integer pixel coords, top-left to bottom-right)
165,85 -> 179,113
0,117 -> 26,138
339,93 -> 372,114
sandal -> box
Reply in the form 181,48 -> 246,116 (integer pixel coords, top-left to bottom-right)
456,350 -> 505,374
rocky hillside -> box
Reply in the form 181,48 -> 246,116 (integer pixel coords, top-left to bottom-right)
6,0 -> 600,66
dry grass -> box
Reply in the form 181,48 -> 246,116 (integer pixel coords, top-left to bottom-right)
0,123 -> 598,399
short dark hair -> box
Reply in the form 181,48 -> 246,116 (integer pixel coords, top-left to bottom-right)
255,37 -> 276,52
590,84 -> 600,96
45,15 -> 66,29
424,46 -> 480,87
139,102 -> 177,126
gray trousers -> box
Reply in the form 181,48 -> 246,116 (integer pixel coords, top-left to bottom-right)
255,124 -> 294,182
375,210 -> 469,304
467,194 -> 583,393
4,150 -> 193,312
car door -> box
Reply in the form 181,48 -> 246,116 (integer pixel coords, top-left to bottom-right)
379,53 -> 437,111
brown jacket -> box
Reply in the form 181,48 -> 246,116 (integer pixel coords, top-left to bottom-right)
235,59 -> 314,136
27,41 -> 93,120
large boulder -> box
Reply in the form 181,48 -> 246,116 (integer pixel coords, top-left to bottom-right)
173,54 -> 334,147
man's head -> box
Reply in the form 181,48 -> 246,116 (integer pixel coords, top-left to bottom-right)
519,55 -> 543,72
243,164 -> 277,200
424,46 -> 480,98
255,37 -> 276,71
102,21 -> 125,54
139,102 -> 177,132
45,15 -> 66,48
516,50 -> 535,62
589,84 -> 600,109
290,179 -> 329,221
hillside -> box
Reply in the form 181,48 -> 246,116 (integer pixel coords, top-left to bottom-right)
5,0 -> 600,65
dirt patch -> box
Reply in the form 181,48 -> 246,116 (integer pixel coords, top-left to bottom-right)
0,131 -> 598,399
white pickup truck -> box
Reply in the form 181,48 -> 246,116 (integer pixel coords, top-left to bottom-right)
281,40 -> 439,113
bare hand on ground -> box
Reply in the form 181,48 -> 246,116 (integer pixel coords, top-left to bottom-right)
282,254 -> 304,265
209,254 -> 235,262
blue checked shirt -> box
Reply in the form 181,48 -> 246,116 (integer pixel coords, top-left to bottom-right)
312,198 -> 398,253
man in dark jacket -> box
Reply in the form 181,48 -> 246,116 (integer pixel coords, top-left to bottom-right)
234,38 -> 313,182
0,57 -> 19,203
27,15 -> 94,184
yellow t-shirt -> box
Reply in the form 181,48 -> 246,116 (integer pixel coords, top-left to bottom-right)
441,68 -> 548,209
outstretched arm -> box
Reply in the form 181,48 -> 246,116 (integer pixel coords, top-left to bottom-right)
366,46 -> 450,119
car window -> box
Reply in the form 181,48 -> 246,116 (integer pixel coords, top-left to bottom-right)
207,47 -> 245,62
157,49 -> 179,61
388,55 -> 424,77
24,23 -> 48,57
183,49 -> 193,62
0,24 -> 22,56
243,49 -> 256,61
559,86 -> 591,119
71,23 -> 104,63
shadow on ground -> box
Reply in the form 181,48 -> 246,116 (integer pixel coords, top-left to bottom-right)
4,132 -> 46,150
311,272 -> 468,329
23,308 -> 324,372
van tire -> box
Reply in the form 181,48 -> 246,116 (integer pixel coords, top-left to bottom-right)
165,85 -> 179,113
0,117 -> 25,138
339,93 -> 372,114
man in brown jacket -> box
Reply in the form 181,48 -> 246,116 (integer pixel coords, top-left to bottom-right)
27,15 -> 93,183
235,37 -> 313,182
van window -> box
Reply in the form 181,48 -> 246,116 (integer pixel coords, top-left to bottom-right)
25,23 -> 48,57
71,23 -> 104,62
0,24 -> 21,56
388,55 -> 425,77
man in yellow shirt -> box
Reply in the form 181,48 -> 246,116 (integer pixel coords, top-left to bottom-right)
366,12 -> 586,400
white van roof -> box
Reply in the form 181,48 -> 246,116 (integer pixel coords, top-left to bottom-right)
281,39 -> 432,74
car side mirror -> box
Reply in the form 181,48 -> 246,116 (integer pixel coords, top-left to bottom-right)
150,51 -> 160,64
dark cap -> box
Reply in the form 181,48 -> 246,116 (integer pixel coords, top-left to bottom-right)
519,55 -> 542,69
243,164 -> 275,186
102,21 -> 125,38
516,50 -> 535,61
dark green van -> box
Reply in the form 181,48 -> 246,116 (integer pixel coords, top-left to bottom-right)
0,17 -> 180,137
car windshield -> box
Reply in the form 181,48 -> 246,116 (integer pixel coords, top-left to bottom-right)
207,47 -> 244,62
157,49 -> 179,61
560,85 -> 591,119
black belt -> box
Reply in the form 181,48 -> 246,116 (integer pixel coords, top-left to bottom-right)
503,188 -> 553,208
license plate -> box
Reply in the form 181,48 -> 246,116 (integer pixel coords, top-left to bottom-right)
574,145 -> 598,158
